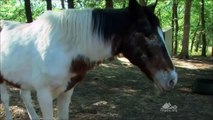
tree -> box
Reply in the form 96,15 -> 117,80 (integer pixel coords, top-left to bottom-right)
172,0 -> 179,55
105,0 -> 113,8
200,0 -> 207,56
122,0 -> 126,8
179,0 -> 192,59
190,21 -> 200,52
46,0 -> 52,10
61,0 -> 65,9
24,0 -> 33,23
68,0 -> 74,8
195,33 -> 201,52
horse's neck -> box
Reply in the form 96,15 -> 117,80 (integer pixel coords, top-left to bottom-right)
34,9 -> 130,62
90,8 -> 130,57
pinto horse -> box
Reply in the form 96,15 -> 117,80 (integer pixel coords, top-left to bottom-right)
0,0 -> 177,119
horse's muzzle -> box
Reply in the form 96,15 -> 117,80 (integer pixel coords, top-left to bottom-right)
154,70 -> 178,91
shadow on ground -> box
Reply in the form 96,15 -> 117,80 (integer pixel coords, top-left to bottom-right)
0,57 -> 212,120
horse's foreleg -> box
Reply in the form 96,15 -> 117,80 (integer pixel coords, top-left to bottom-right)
57,88 -> 74,120
20,90 -> 39,120
0,84 -> 12,120
37,89 -> 53,120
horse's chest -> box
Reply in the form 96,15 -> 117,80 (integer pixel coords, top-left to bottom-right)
65,56 -> 100,91
71,57 -> 97,74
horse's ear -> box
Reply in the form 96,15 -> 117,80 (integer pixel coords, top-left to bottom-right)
147,0 -> 158,13
128,0 -> 141,13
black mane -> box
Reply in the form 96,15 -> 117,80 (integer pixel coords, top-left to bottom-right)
92,8 -> 130,40
91,7 -> 160,41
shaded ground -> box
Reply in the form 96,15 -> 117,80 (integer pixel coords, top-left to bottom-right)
0,57 -> 213,120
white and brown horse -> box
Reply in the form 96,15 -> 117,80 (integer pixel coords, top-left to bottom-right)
0,0 -> 177,119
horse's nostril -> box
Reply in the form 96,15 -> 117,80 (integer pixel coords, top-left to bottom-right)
168,79 -> 175,87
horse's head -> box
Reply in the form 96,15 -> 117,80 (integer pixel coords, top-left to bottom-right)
121,0 -> 177,91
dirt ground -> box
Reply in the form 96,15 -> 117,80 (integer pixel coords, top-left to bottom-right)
0,57 -> 212,120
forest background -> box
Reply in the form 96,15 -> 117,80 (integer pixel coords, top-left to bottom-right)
0,0 -> 212,59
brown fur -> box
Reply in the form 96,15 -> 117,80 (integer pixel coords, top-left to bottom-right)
0,72 -> 21,88
65,56 -> 101,91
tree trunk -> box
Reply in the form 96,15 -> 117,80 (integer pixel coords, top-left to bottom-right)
68,0 -> 74,8
123,0 -> 126,8
179,0 -> 191,59
195,32 -> 201,52
46,0 -> 52,10
172,1 -> 174,54
200,0 -> 207,56
106,0 -> 113,8
24,0 -> 33,23
212,46 -> 213,57
172,0 -> 179,55
190,21 -> 200,52
61,0 -> 65,9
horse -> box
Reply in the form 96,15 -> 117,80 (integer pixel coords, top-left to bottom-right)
0,0 -> 178,119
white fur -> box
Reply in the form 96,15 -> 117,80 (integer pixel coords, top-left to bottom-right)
0,9 -> 112,119
0,84 -> 12,120
157,27 -> 172,59
154,70 -> 178,91
20,90 -> 39,119
154,27 -> 178,90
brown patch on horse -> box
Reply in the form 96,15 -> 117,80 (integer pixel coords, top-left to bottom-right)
0,73 -> 4,84
70,56 -> 97,75
65,56 -> 101,92
65,74 -> 85,92
5,80 -> 21,88
0,72 -> 21,88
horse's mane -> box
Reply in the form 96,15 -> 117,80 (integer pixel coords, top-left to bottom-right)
32,9 -> 98,44
35,10 -> 93,32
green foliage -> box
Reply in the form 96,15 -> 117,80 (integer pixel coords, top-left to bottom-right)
155,0 -> 212,56
155,1 -> 173,28
0,0 -> 26,22
31,1 -> 46,20
204,1 -> 213,46
75,0 -> 105,8
113,0 -> 128,8
0,0 -> 45,22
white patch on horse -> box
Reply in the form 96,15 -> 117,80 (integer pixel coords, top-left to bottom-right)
1,9 -> 114,119
154,69 -> 178,91
1,9 -> 112,91
169,70 -> 178,85
157,27 -> 172,59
